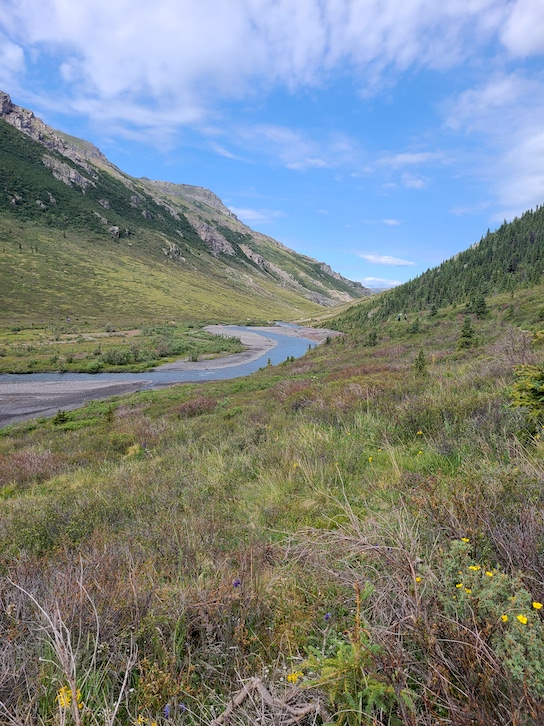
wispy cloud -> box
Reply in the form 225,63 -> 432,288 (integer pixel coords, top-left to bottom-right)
378,152 -> 444,168
357,253 -> 415,266
450,201 -> 492,216
233,124 -> 361,171
444,70 -> 544,216
402,174 -> 427,189
361,277 -> 402,288
1,0 -> 513,134
382,218 -> 401,225
209,142 -> 238,159
228,206 -> 285,224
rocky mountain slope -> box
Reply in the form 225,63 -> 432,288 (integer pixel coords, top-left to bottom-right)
0,91 -> 370,323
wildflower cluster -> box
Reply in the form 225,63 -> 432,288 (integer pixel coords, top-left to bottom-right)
439,539 -> 544,698
287,670 -> 304,684
57,686 -> 83,709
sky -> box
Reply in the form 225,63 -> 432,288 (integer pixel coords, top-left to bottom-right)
1,1 -> 544,289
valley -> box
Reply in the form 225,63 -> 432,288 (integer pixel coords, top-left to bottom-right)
0,93 -> 544,726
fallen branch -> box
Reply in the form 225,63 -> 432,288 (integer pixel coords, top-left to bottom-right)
210,676 -> 329,725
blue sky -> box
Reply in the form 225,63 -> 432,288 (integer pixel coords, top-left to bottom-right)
1,0 -> 544,289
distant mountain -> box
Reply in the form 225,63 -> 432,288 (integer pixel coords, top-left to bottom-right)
329,206 -> 544,330
0,91 -> 371,324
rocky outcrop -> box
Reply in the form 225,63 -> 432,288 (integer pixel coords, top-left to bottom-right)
42,155 -> 95,192
0,91 -> 119,181
240,244 -> 296,284
188,218 -> 235,256
318,262 -> 367,293
142,179 -> 239,221
161,241 -> 186,262
94,211 -> 108,224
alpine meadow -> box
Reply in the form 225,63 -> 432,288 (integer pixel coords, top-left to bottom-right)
1,93 -> 544,726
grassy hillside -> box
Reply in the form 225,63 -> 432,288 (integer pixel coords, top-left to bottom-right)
0,104 -> 369,325
1,283 -> 543,724
0,215 -> 325,326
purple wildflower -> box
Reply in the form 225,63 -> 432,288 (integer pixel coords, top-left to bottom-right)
324,612 -> 332,622
233,578 -> 241,588
164,704 -> 171,719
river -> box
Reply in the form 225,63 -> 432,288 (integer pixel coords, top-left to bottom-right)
0,324 -> 330,426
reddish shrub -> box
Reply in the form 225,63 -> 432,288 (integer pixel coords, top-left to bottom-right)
174,396 -> 217,418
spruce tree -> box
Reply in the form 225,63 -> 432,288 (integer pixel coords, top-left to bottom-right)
414,348 -> 428,377
457,316 -> 476,349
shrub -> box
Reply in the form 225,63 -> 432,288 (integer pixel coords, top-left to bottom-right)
174,396 -> 217,418
509,364 -> 544,422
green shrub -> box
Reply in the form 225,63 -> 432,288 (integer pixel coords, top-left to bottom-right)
509,364 -> 544,422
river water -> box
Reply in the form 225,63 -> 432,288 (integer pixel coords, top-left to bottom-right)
0,325 -> 321,425
0,325 -> 316,387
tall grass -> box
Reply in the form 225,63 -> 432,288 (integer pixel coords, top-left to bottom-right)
0,305 -> 543,723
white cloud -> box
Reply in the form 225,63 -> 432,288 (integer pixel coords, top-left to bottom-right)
361,277 -> 402,288
382,219 -> 401,225
357,253 -> 415,266
378,152 -> 444,168
209,142 -> 245,161
0,32 -> 25,88
450,201 -> 492,216
0,0 -> 512,134
228,206 -> 285,224
501,0 -> 544,56
444,71 -> 544,216
234,124 -> 360,171
402,174 -> 427,189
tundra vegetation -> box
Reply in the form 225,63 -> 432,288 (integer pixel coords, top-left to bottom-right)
1,282 -> 544,725
0,323 -> 243,373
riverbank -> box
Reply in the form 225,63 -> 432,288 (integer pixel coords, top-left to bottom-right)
0,325 -> 338,427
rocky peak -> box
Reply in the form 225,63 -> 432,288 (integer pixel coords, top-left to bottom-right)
0,91 -> 14,116
0,90 -> 112,177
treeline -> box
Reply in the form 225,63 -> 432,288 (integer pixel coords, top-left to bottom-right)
331,206 -> 544,329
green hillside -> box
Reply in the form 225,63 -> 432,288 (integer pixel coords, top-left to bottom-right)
1,267 -> 544,724
0,94 -> 369,327
329,205 -> 544,331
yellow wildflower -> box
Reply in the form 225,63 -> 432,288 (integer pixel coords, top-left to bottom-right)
416,430 -> 423,435
468,565 -> 481,571
501,614 -> 508,622
368,456 -> 373,462
293,462 -> 299,468
533,602 -> 543,610
135,716 -> 146,725
57,686 -> 71,708
377,448 -> 382,452
485,571 -> 494,577
461,538 -> 470,543
415,576 -> 422,583
456,583 -> 463,588
287,670 -> 303,684
465,588 -> 472,594
517,614 -> 528,624
417,450 -> 423,455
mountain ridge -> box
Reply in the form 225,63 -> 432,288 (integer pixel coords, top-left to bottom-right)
0,91 -> 370,323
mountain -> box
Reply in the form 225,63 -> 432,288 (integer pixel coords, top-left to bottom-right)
0,91 -> 370,325
328,205 -> 544,330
